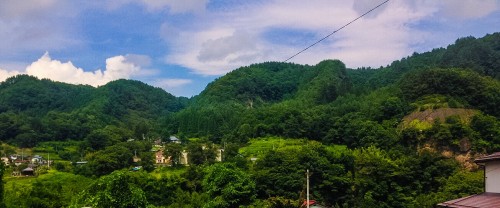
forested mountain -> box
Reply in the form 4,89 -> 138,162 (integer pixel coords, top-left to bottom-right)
172,33 -> 500,145
1,33 -> 500,208
0,76 -> 187,147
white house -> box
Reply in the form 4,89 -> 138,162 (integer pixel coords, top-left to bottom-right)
1,157 -> 9,165
169,136 -> 181,144
31,155 -> 43,164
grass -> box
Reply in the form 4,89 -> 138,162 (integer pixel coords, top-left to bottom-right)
150,166 -> 187,179
239,137 -> 309,158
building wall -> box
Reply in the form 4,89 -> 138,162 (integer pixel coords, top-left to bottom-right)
485,160 -> 500,193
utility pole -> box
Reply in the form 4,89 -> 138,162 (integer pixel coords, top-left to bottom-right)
307,169 -> 310,208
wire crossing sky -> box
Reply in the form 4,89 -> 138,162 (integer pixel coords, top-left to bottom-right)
284,0 -> 390,62
0,0 -> 499,97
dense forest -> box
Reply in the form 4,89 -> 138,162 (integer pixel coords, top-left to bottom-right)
0,33 -> 499,207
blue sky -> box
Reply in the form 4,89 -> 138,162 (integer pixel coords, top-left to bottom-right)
0,0 -> 499,97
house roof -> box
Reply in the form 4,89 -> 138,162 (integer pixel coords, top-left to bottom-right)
438,192 -> 500,208
475,152 -> 500,163
22,167 -> 34,172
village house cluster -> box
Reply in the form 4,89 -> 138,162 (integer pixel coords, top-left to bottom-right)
154,136 -> 224,166
2,154 -> 52,176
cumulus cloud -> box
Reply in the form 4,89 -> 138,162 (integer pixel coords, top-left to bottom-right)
141,0 -> 208,13
440,0 -> 498,19
104,0 -> 208,13
162,0 -> 500,75
0,0 -> 81,58
154,78 -> 192,88
197,30 -> 259,62
124,54 -> 152,67
0,52 -> 143,87
163,0 -> 421,74
0,68 -> 21,82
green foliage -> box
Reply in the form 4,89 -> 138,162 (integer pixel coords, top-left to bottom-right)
4,171 -> 92,208
399,68 -> 500,116
0,161 -> 4,208
72,170 -> 148,208
186,141 -> 217,165
352,147 -> 459,207
83,143 -> 134,177
164,142 -> 183,166
441,34 -> 500,78
203,163 -> 256,207
1,33 -> 500,208
239,137 -> 307,158
412,170 -> 483,207
253,142 -> 353,206
470,113 -> 500,152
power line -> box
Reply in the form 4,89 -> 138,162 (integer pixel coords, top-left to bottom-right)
283,0 -> 390,62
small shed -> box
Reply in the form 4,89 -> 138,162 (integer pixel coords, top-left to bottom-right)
169,136 -> 181,143
21,167 -> 34,176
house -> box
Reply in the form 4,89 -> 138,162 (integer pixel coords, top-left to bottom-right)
169,136 -> 181,144
9,155 -> 18,160
21,167 -> 35,176
1,157 -> 10,165
179,150 -> 189,165
438,152 -> 500,207
216,149 -> 224,162
133,156 -> 141,163
155,150 -> 167,164
31,155 -> 43,164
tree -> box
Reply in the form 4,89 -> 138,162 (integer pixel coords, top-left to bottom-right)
71,170 -> 148,208
164,142 -> 183,166
203,163 -> 256,207
0,161 -> 4,208
253,142 -> 353,206
85,144 -> 133,177
187,142 -> 217,165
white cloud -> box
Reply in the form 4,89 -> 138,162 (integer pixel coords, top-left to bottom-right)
0,0 -> 59,20
148,78 -> 194,97
0,52 -> 144,87
104,0 -> 208,13
162,0 -> 500,75
440,0 -> 498,19
163,0 -> 425,74
141,0 -> 208,13
154,78 -> 192,88
0,68 -> 21,82
0,0 -> 81,56
124,54 -> 152,67
197,30 -> 260,62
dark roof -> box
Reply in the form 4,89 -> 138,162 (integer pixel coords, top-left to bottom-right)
475,152 -> 500,163
438,192 -> 500,208
22,167 -> 34,172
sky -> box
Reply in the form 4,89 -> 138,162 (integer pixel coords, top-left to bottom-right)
0,0 -> 499,97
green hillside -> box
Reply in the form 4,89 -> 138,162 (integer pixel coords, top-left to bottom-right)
0,77 -> 187,147
1,33 -> 499,208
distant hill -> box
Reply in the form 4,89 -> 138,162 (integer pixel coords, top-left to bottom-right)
173,33 -> 500,152
0,33 -> 499,151
0,76 -> 187,147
